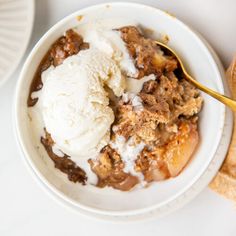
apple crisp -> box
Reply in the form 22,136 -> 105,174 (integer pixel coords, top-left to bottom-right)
28,26 -> 203,191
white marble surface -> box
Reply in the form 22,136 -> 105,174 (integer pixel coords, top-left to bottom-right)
0,0 -> 236,235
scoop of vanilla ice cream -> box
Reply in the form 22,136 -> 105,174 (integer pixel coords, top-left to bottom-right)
41,49 -> 125,157
80,28 -> 138,78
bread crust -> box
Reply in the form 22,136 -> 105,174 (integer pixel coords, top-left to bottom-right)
210,56 -> 236,200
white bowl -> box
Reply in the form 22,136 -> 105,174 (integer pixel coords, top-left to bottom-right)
0,0 -> 34,88
14,2 -> 233,221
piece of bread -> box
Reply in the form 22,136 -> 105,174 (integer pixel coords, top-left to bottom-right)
210,56 -> 236,200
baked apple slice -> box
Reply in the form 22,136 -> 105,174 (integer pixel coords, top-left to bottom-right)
164,120 -> 199,177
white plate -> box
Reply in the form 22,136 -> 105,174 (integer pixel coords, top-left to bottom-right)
14,2 -> 233,221
0,0 -> 34,87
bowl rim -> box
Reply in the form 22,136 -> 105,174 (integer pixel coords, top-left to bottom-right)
14,1 -> 230,218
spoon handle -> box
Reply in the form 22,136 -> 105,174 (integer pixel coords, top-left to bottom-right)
186,74 -> 236,112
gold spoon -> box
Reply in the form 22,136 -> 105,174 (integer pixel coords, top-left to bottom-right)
156,41 -> 236,111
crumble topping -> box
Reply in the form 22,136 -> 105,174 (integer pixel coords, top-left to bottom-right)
28,25 -> 203,191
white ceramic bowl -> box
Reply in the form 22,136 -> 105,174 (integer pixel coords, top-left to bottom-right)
14,2 -> 232,221
0,0 -> 34,87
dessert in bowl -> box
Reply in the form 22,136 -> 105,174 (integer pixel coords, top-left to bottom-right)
14,3 -> 231,220
28,25 -> 203,191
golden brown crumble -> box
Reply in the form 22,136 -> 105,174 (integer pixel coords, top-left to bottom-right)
90,26 -> 202,190
29,26 -> 203,191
